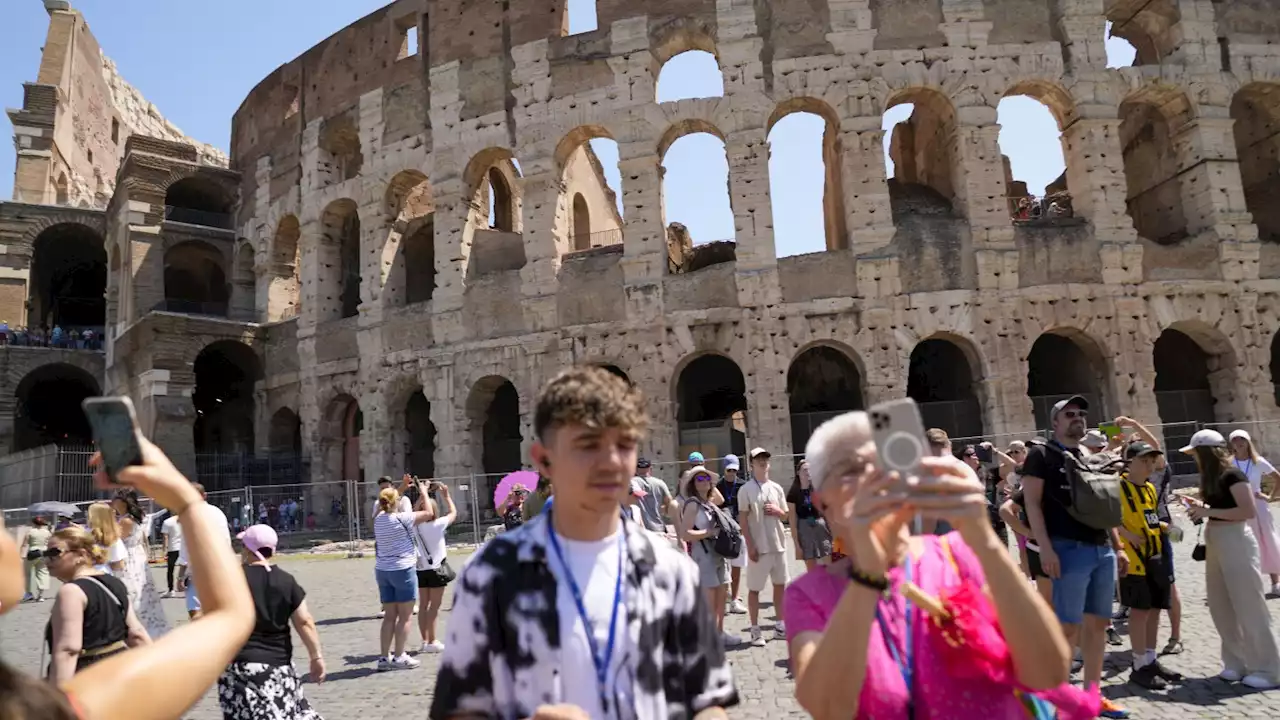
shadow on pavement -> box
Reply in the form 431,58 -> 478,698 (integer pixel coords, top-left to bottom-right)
319,667 -> 381,682
316,615 -> 379,627
1101,675 -> 1269,706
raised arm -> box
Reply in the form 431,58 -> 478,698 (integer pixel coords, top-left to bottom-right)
1116,416 -> 1159,450
439,485 -> 458,523
65,439 -> 254,720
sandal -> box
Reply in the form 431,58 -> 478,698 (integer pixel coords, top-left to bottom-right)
1161,638 -> 1184,655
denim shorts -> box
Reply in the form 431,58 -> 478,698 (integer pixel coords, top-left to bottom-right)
1049,537 -> 1116,625
185,580 -> 201,613
375,567 -> 418,604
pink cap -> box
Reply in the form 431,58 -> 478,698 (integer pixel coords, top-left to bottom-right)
236,524 -> 278,568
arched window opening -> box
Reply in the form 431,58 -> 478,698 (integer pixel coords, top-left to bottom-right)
193,341 -> 262,456
55,173 -> 69,206
883,91 -> 957,217
466,377 -> 523,511
317,114 -> 363,186
30,223 -> 107,331
230,244 -> 256,320
656,51 -> 724,103
907,337 -> 984,441
1106,3 -> 1180,67
1104,20 -> 1138,68
1119,92 -> 1192,245
318,200 -> 361,321
598,364 -> 630,384
769,108 -> 844,256
322,396 -> 363,484
401,217 -> 436,306
562,0 -> 598,36
1153,328 -> 1219,474
164,177 -> 233,229
163,240 -> 228,316
1231,84 -> 1280,244
273,215 -> 301,266
555,130 -> 624,252
998,94 -> 1070,222
14,364 -> 100,451
405,393 -> 436,478
661,128 -> 735,273
1026,332 -> 1108,429
487,168 -> 515,232
675,354 -> 748,461
268,408 -> 302,454
787,346 -> 864,456
572,194 -> 592,251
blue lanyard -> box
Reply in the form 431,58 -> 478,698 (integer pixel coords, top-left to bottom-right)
1237,458 -> 1253,480
545,510 -> 625,703
875,558 -> 915,720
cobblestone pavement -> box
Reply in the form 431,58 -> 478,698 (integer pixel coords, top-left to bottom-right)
5,516 -> 1280,718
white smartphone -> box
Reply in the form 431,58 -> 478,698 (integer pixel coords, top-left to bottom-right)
82,396 -> 144,481
869,398 -> 928,534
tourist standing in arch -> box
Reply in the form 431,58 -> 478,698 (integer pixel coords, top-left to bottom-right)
1227,429 -> 1280,597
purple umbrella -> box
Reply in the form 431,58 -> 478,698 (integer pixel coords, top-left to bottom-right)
494,470 -> 540,509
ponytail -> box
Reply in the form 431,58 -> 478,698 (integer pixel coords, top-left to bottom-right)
377,487 -> 400,514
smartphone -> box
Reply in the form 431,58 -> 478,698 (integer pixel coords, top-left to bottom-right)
81,396 -> 144,481
1099,421 -> 1122,439
976,444 -> 994,464
869,398 -> 927,481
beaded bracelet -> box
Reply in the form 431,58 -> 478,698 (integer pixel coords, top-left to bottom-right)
847,564 -> 890,593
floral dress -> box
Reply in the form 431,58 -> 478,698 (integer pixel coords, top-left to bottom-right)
120,513 -> 170,638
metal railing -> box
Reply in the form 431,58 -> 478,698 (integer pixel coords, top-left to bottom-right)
152,299 -> 229,317
164,205 -> 234,230
569,228 -> 624,252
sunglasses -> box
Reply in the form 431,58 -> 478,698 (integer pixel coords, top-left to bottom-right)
694,475 -> 712,482
42,547 -> 63,559
1060,410 -> 1087,419
963,452 -> 977,458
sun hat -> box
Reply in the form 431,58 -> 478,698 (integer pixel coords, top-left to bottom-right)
1179,429 -> 1226,454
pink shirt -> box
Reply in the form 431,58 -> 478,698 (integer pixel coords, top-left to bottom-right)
784,533 -> 1030,719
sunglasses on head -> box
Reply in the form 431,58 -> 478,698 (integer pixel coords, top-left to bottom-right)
1060,410 -> 1087,419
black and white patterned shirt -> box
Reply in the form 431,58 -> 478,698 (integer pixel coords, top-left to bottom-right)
429,511 -> 739,719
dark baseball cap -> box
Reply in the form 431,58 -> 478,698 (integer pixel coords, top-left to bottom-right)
636,458 -> 651,469
1050,395 -> 1089,419
377,476 -> 394,485
1125,441 -> 1163,460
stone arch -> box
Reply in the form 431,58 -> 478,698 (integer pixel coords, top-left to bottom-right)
13,363 -> 101,451
465,374 -> 523,482
660,119 -> 735,258
572,193 -> 592,251
883,87 -> 958,213
320,393 -> 363,483
193,340 -> 263,454
403,390 -> 436,478
787,343 -> 867,456
673,353 -> 748,462
1026,328 -> 1112,429
651,23 -> 716,67
1119,84 -> 1197,244
268,407 -> 302,453
164,176 -> 234,227
1231,83 -> 1280,243
317,112 -> 363,186
55,173 -> 69,206
273,215 -> 301,266
317,199 -> 361,321
382,171 -> 436,308
1106,0 -> 1181,66
1153,322 -> 1234,470
768,98 -> 848,252
907,333 -> 985,440
463,148 -> 523,233
385,169 -> 433,221
164,240 -> 229,316
29,222 -> 107,330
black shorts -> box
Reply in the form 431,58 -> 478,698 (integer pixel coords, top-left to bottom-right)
417,563 -> 454,589
1119,562 -> 1172,611
1026,545 -> 1049,579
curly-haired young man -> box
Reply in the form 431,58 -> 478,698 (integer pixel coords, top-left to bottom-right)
431,366 -> 738,720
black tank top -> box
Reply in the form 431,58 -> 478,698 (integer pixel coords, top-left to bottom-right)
45,574 -> 130,656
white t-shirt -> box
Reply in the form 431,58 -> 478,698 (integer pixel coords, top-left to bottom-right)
549,529 -> 630,719
1233,456 -> 1277,494
373,511 -> 419,572
415,516 -> 453,570
178,504 -> 232,566
96,538 -> 128,574
371,496 -> 413,519
162,515 -> 182,553
737,479 -> 788,554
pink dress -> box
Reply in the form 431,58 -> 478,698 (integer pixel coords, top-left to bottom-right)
1235,457 -> 1280,575
785,533 -> 1094,720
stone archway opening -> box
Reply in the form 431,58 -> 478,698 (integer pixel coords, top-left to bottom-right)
883,88 -> 958,217
675,354 -> 748,462
14,363 -> 100,451
318,199 -> 361,321
1231,84 -> 1280,244
268,408 -> 302,454
383,171 -> 436,308
164,240 -> 229,316
907,337 -> 984,440
29,223 -> 107,331
768,99 -> 848,254
193,341 -> 262,454
1153,327 -> 1229,472
1027,331 -> 1108,429
1119,88 -> 1194,245
787,346 -> 865,456
466,376 -> 522,508
164,177 -> 233,228
405,392 -> 436,478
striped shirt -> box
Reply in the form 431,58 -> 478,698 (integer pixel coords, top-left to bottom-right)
373,512 -> 419,571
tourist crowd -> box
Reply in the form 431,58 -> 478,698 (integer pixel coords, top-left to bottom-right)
4,366 -> 1280,720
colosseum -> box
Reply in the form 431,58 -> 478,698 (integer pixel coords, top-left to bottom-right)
3,0 -> 1280,515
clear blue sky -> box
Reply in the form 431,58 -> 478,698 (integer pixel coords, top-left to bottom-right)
2,2 -> 1134,258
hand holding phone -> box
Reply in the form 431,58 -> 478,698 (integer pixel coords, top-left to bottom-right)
869,398 -> 927,484
82,397 -> 144,482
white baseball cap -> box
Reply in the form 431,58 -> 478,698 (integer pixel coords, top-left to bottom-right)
749,447 -> 771,460
1180,429 -> 1225,454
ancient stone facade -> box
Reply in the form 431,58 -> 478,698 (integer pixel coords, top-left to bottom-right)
10,1 -> 1280,505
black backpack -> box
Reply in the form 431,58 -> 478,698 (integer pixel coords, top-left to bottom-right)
696,499 -> 743,559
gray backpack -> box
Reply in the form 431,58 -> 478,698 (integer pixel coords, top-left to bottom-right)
1048,442 -> 1125,530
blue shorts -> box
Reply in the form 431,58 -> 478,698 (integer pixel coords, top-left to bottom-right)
185,580 -> 201,613
1049,538 -> 1116,625
375,567 -> 418,604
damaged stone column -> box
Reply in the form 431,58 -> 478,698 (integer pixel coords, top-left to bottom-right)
1062,105 -> 1144,285
1173,115 -> 1261,278
725,128 -> 781,306
951,108 -> 1017,290
617,149 -> 667,324
518,161 -> 564,332
842,118 -> 896,256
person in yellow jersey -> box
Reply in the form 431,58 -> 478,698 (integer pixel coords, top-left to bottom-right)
1118,441 -> 1183,690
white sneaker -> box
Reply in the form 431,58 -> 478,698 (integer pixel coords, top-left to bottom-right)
729,599 -> 747,614
413,603 -> 420,615
1242,674 -> 1278,689
749,626 -> 765,647
1220,668 -> 1244,682
1268,583 -> 1280,598
377,610 -> 386,619
376,657 -> 392,672
774,622 -> 787,641
720,631 -> 740,647
390,653 -> 421,670
420,640 -> 445,654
